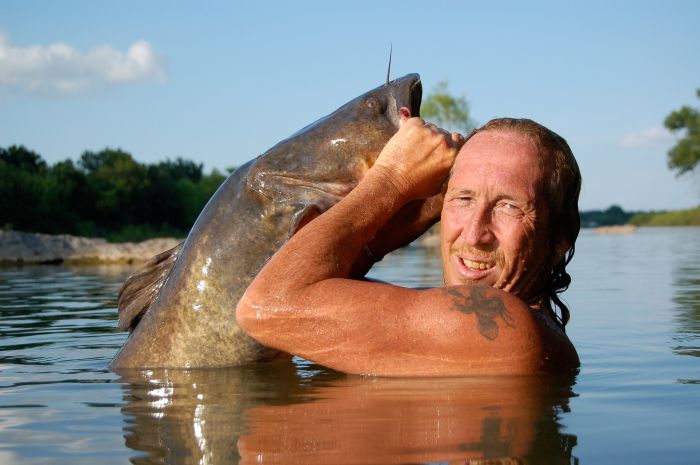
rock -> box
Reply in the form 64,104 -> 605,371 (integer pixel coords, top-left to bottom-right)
0,231 -> 182,264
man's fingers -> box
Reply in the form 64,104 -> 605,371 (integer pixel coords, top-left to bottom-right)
422,122 -> 463,150
450,131 -> 465,148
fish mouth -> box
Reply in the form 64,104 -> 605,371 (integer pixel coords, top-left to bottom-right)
409,77 -> 422,118
386,73 -> 422,127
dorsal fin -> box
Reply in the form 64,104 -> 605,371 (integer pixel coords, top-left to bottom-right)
386,43 -> 392,85
117,241 -> 184,331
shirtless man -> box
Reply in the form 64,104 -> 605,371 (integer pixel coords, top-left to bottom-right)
236,113 -> 581,376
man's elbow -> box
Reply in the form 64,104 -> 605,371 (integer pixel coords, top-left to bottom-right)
235,290 -> 263,337
235,288 -> 291,349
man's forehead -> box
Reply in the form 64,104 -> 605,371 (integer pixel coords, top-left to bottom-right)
457,130 -> 539,162
450,130 -> 545,196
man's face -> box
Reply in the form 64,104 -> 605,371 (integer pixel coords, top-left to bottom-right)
440,130 -> 554,301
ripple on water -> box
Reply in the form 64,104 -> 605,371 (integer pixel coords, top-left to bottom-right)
1,231 -> 700,464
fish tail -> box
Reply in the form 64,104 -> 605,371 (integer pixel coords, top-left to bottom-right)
116,241 -> 184,331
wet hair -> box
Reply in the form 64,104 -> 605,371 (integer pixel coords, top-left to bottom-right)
462,118 -> 582,329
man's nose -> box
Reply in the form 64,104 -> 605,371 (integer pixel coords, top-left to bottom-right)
462,204 -> 496,246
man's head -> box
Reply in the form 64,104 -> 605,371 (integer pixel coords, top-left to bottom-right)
440,118 -> 581,326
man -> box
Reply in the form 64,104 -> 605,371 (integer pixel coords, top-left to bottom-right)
236,113 -> 581,376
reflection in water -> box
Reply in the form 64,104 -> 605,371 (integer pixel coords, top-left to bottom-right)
673,269 -> 700,358
670,228 -> 700,357
671,229 -> 700,384
6,232 -> 700,463
116,362 -> 307,464
116,363 -> 578,465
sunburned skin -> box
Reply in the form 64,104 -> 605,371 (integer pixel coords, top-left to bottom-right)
441,131 -> 559,304
236,116 -> 580,376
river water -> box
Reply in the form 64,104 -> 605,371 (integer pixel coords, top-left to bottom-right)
0,227 -> 699,464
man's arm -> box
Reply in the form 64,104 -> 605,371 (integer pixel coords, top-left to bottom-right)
236,118 -> 578,376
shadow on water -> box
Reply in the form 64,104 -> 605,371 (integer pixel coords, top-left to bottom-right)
114,362 -> 580,465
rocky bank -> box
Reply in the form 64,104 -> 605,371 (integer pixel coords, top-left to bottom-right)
0,231 -> 182,264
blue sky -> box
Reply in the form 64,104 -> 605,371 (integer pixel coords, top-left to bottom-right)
1,1 -> 699,211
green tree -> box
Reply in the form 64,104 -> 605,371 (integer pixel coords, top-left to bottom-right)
421,80 -> 475,133
0,145 -> 46,172
664,88 -> 700,175
579,205 -> 634,227
0,143 -> 230,240
78,148 -> 150,228
144,158 -> 205,231
197,169 -> 227,209
42,159 -> 89,233
157,158 -> 203,183
0,146 -> 48,231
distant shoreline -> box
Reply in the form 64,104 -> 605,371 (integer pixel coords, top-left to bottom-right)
0,231 -> 181,265
581,205 -> 700,228
3,219 -> 699,264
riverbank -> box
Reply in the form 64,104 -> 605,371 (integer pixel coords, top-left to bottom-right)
629,205 -> 700,226
0,231 -> 181,264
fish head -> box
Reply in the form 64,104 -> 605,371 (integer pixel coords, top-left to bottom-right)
292,73 -> 423,181
250,74 -> 422,211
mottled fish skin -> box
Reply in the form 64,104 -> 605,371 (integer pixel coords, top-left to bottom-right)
110,74 -> 422,369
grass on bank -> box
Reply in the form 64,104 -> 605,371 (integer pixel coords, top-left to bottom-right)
629,206 -> 700,226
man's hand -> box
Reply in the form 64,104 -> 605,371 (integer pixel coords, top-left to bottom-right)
349,113 -> 463,275
372,112 -> 464,202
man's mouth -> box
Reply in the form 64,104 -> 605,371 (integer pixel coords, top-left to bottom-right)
462,259 -> 495,271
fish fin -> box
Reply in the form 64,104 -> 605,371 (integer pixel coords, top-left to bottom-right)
117,241 -> 184,331
290,204 -> 322,236
386,43 -> 392,85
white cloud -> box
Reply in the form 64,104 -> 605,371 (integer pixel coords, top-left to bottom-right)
620,126 -> 674,149
0,31 -> 166,96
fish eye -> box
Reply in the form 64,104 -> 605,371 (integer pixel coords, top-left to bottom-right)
365,97 -> 382,113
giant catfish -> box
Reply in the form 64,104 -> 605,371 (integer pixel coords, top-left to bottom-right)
110,73 -> 423,369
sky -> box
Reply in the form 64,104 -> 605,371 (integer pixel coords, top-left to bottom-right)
1,0 -> 699,211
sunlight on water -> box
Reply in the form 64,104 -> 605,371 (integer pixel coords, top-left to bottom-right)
0,228 -> 699,464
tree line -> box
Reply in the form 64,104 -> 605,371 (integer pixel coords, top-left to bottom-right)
0,145 -> 228,241
2,84 -> 698,241
581,205 -> 700,227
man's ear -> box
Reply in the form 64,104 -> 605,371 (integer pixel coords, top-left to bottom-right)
552,237 -> 571,266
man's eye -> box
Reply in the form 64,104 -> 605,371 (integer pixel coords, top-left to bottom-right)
452,196 -> 474,205
495,202 -> 523,217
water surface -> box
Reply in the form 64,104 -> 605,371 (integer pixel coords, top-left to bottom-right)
1,227 -> 699,464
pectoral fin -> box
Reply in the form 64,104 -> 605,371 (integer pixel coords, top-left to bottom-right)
290,204 -> 322,236
117,241 -> 184,331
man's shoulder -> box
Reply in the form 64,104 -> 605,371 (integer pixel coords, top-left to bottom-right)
407,284 -> 579,373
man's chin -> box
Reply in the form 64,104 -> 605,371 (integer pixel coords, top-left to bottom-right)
443,270 -> 497,288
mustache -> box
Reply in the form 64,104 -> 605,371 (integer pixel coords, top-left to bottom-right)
451,246 -> 501,263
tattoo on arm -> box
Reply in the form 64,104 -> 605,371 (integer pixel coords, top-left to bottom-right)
446,286 -> 514,340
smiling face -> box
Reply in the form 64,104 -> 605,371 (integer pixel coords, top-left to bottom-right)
440,129 -> 555,302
